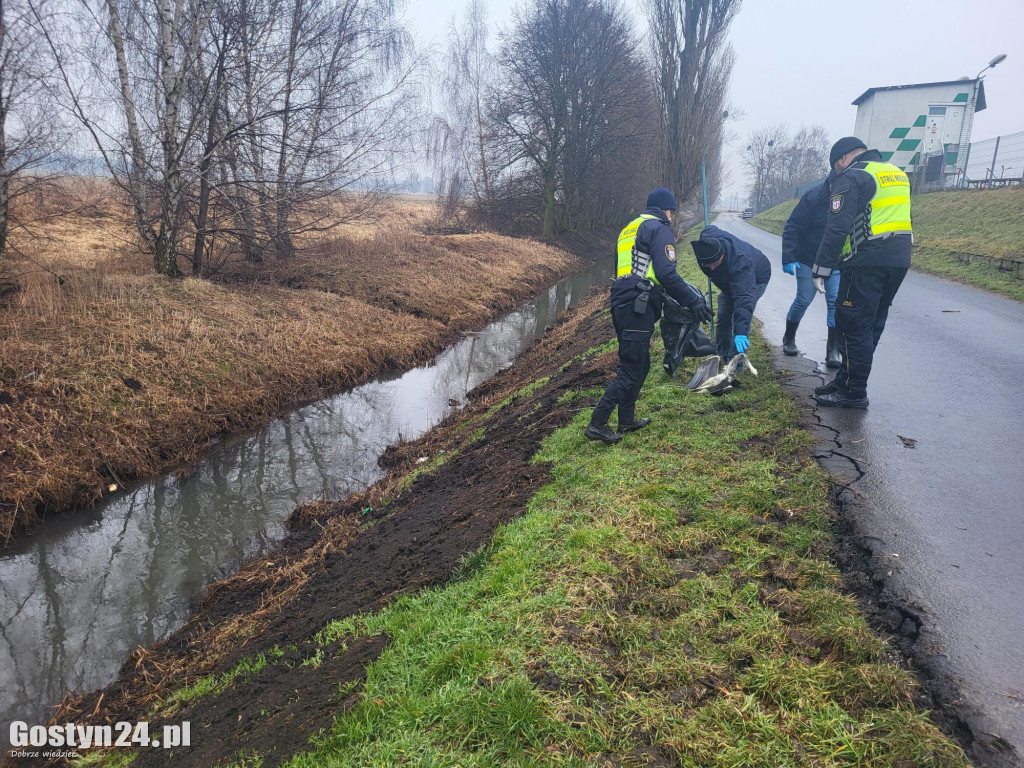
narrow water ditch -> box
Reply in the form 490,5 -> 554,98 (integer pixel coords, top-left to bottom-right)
0,256 -> 612,733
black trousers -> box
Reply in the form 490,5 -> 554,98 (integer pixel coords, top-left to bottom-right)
591,303 -> 654,427
834,266 -> 908,397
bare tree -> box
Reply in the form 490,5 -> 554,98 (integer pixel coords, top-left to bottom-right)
0,0 -> 65,287
36,0 -> 417,276
743,123 -> 830,210
220,0 -> 416,259
644,0 -> 739,207
430,0 -> 496,222
743,123 -> 788,211
35,0 -> 216,277
492,0 -> 655,237
777,124 -> 830,191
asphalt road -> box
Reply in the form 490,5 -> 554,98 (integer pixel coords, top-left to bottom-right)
718,213 -> 1024,759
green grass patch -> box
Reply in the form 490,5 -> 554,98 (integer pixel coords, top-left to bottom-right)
908,246 -> 1024,302
271,333 -> 966,766
750,202 -> 796,238
750,189 -> 1024,302
912,187 -> 1024,260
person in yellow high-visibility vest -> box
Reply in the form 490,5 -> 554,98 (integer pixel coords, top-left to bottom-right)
586,188 -> 712,444
811,137 -> 912,409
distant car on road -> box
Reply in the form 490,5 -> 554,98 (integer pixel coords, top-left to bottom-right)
742,207 -> 755,219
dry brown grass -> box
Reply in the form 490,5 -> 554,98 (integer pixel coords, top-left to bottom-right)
249,231 -> 571,327
0,193 -> 580,543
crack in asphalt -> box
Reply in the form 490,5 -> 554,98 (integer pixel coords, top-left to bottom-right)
770,348 -> 1022,768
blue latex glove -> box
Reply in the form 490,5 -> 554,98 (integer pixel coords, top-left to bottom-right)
734,335 -> 750,354
782,262 -> 796,276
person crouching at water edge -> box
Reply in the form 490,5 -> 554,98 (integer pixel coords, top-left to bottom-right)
691,225 -> 771,366
585,188 -> 712,445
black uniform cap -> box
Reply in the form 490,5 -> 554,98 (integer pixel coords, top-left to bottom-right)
829,137 -> 867,167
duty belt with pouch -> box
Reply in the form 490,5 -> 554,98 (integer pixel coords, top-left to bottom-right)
844,208 -> 914,260
631,246 -> 654,314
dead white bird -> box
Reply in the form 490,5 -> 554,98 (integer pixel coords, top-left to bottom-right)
686,355 -> 720,390
687,354 -> 758,394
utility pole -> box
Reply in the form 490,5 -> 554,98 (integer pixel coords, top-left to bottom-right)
701,163 -> 715,341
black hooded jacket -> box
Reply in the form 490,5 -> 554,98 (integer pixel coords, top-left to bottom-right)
697,225 -> 771,338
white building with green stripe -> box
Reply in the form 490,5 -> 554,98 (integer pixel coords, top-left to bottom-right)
852,79 -> 986,185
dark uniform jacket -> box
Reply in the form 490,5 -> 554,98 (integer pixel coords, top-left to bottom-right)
697,225 -> 771,338
782,177 -> 830,268
609,207 -> 704,318
813,149 -> 913,276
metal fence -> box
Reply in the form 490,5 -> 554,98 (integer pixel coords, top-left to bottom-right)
957,130 -> 1024,188
753,130 -> 1023,208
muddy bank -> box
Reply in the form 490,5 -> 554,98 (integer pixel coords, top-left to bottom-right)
0,228 -> 612,543
20,286 -> 972,768
770,348 -> 1022,768
39,291 -> 615,767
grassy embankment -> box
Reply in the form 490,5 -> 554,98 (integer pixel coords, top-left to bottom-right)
0,192 -> 579,543
71,227 -> 967,768
751,187 -> 1024,302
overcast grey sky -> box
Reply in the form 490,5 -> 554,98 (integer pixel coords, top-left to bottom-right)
401,0 -> 1023,202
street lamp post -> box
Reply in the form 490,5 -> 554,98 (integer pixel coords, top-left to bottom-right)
958,53 -> 1007,187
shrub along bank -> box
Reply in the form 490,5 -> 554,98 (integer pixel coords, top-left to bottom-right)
749,187 -> 1024,302
60,231 -> 968,768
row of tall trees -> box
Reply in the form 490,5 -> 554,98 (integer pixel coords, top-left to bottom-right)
2,0 -> 416,278
0,0 -> 741,280
432,0 -> 740,238
742,123 -> 830,211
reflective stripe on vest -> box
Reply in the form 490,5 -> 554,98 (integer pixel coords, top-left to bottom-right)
862,161 -> 912,235
845,161 -> 912,257
616,214 -> 661,284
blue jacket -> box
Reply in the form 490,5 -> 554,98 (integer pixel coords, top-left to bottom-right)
609,207 -> 705,315
782,178 -> 830,268
697,225 -> 771,338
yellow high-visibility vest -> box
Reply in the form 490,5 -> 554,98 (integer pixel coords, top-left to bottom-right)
616,214 -> 661,284
842,160 -> 912,257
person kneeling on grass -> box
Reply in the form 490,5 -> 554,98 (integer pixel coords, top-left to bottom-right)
691,225 -> 771,366
586,187 -> 712,445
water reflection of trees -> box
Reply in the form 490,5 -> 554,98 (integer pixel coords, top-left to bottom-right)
0,264 -> 610,735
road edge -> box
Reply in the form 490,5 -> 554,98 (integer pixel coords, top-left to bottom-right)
767,346 -> 1022,768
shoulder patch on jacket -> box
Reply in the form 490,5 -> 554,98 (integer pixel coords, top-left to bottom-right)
830,193 -> 844,214
665,245 -> 676,262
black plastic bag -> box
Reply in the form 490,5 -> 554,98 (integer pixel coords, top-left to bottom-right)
660,297 -> 716,378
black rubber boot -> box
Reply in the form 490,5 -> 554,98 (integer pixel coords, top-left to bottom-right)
584,422 -> 622,444
815,391 -> 869,409
619,417 -> 651,434
814,378 -> 839,396
782,320 -> 799,356
825,326 -> 842,369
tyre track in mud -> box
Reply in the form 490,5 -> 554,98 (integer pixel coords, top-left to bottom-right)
30,294 -> 616,768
